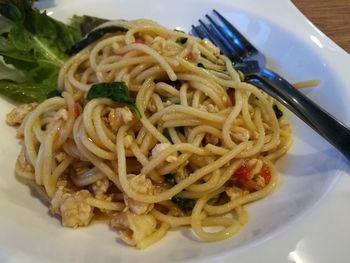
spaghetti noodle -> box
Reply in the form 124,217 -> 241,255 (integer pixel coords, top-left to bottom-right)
7,19 -> 292,249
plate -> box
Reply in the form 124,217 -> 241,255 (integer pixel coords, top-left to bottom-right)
1,0 -> 350,262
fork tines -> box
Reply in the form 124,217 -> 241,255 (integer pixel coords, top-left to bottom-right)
191,10 -> 257,62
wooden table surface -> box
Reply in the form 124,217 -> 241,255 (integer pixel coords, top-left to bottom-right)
292,0 -> 350,53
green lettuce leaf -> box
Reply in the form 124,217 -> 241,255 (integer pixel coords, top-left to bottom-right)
70,14 -> 108,36
0,0 -> 81,102
0,72 -> 58,102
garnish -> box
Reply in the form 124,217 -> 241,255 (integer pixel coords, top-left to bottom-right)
164,173 -> 177,186
87,81 -> 141,118
175,37 -> 188,45
68,25 -> 127,55
171,196 -> 195,214
70,14 -> 108,36
273,104 -> 283,119
0,0 -> 81,102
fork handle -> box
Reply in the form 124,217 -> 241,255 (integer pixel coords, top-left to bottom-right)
245,68 -> 350,161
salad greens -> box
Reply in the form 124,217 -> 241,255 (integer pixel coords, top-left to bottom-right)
0,0 -> 80,102
0,0 -> 114,103
163,173 -> 195,214
70,14 -> 108,36
273,104 -> 283,119
69,25 -> 127,55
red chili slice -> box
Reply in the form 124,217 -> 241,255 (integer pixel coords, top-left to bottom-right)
242,180 -> 260,191
231,163 -> 269,192
233,164 -> 249,180
260,164 -> 272,185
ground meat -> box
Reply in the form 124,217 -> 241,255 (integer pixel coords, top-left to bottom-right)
124,194 -> 154,215
108,106 -> 133,132
6,103 -> 38,126
128,174 -> 154,195
110,211 -> 157,246
91,178 -> 110,197
17,150 -> 33,173
50,187 -> 94,228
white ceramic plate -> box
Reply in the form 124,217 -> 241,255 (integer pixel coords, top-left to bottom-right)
1,0 -> 350,262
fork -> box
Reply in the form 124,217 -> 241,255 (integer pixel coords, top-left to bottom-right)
192,10 -> 350,161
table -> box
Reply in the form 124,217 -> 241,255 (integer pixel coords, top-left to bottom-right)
292,0 -> 350,53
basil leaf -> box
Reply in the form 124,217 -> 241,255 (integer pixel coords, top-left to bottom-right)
70,15 -> 109,36
171,196 -> 195,214
175,37 -> 188,45
273,104 -> 283,119
87,82 -> 141,118
46,89 -> 62,99
0,56 -> 27,82
69,26 -> 127,55
164,174 -> 177,186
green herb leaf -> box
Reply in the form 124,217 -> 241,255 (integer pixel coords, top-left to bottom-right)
70,15 -> 109,36
69,26 -> 127,55
46,88 -> 62,99
171,196 -> 195,214
164,174 -> 177,186
87,81 -> 133,103
273,104 -> 283,119
0,2 -> 22,22
0,72 -> 58,102
176,37 -> 188,45
87,81 -> 141,118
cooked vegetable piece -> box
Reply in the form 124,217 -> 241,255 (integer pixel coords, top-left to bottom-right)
171,196 -> 195,214
164,174 -> 177,186
0,72 -> 57,102
273,104 -> 283,119
46,88 -> 62,99
176,37 -> 188,44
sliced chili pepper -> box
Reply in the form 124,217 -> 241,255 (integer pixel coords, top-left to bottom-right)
231,163 -> 267,192
242,179 -> 260,191
233,164 -> 249,180
260,164 -> 271,185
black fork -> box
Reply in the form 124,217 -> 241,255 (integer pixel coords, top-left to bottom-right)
192,10 -> 350,161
